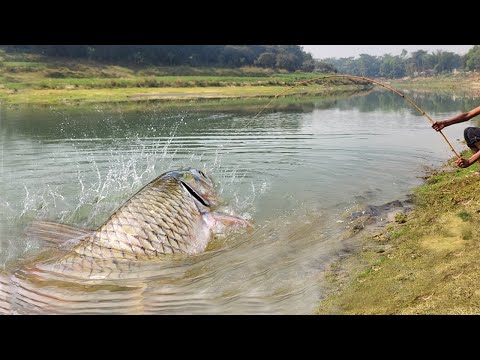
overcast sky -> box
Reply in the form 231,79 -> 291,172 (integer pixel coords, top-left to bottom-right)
302,45 -> 474,59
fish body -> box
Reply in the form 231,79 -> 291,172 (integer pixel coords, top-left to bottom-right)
31,168 -> 251,266
0,168 -> 251,313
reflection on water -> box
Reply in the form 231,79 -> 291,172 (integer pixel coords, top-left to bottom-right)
1,90 -> 478,314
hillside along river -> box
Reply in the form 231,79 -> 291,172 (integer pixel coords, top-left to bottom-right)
1,90 -> 479,314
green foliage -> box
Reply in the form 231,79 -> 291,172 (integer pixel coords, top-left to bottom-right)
357,54 -> 380,77
0,45 -> 314,72
314,60 -> 337,73
379,54 -> 406,78
388,226 -> 407,239
457,211 -> 472,222
320,47 -> 470,79
255,52 -> 276,68
11,74 -> 324,90
275,53 -> 298,71
3,61 -> 43,68
0,49 -> 326,91
394,212 -> 408,224
465,45 -> 480,71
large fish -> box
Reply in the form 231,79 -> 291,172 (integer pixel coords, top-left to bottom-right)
30,168 -> 252,266
0,168 -> 252,313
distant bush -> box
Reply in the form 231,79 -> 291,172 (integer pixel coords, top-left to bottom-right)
46,71 -> 66,78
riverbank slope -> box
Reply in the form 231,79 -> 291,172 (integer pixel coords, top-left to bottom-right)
391,72 -> 480,97
317,151 -> 480,314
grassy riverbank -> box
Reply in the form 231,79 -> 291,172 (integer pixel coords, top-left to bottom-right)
317,150 -> 480,314
391,72 -> 480,97
0,50 -> 370,106
0,84 -> 367,107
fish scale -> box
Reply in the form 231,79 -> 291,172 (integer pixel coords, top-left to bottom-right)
63,175 -> 205,264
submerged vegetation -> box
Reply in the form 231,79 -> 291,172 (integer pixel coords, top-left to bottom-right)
317,150 -> 480,314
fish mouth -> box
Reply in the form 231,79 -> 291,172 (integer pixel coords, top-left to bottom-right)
180,181 -> 211,208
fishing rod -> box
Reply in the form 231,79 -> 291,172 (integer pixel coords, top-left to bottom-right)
254,74 -> 461,159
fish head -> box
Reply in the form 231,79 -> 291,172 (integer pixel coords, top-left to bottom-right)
170,168 -> 220,209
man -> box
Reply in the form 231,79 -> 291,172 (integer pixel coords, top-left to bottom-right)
432,105 -> 480,173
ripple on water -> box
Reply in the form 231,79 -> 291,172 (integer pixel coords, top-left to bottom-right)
0,91 -> 468,313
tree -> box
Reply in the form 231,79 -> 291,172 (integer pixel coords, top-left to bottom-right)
301,60 -> 315,72
0,45 -> 316,72
275,53 -> 297,71
379,54 -> 406,78
410,50 -> 428,73
314,60 -> 337,73
255,52 -> 276,68
431,50 -> 462,73
357,54 -> 380,77
465,45 -> 480,71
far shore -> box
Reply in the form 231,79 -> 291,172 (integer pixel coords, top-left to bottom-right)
2,48 -> 479,107
2,72 -> 480,107
0,51 -> 374,106
391,72 -> 480,97
0,84 -> 370,107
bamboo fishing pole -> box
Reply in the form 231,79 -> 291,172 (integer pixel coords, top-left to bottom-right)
254,74 -> 461,159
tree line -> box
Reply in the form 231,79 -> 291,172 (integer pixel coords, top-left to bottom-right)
320,46 -> 480,78
4,45 -> 479,78
2,45 -> 315,72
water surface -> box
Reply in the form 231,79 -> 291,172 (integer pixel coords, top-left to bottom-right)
1,90 -> 478,314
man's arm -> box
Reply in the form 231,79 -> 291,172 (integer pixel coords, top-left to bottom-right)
456,150 -> 480,168
432,105 -> 480,131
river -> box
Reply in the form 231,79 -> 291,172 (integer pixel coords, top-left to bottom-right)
0,90 -> 478,314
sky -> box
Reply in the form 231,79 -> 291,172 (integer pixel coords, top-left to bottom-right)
302,45 -> 474,59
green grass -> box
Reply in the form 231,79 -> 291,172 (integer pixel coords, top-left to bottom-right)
18,75 -> 329,90
9,91 -> 360,116
0,74 -> 336,90
457,211 -> 472,222
394,212 -> 408,224
0,84 -> 364,106
391,73 -> 480,96
3,61 -> 44,68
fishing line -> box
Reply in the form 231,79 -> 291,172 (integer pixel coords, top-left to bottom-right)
254,74 -> 461,159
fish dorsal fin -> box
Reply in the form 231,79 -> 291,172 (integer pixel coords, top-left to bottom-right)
27,221 -> 92,249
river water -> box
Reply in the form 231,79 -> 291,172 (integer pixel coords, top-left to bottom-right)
0,90 -> 478,314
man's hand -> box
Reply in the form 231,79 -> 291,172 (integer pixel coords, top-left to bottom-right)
432,121 -> 446,131
456,157 -> 471,168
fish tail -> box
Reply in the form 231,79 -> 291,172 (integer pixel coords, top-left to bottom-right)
27,221 -> 93,248
0,273 -> 12,314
